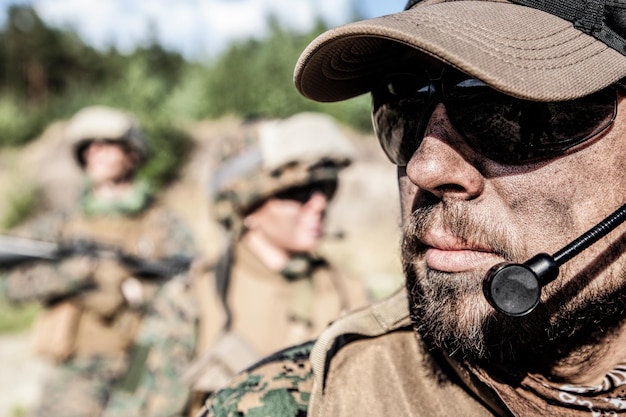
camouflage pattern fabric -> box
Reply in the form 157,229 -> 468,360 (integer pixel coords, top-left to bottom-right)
101,240 -> 366,417
197,341 -> 315,417
212,161 -> 340,231
1,180 -> 195,304
209,113 -> 354,231
66,105 -> 148,169
32,355 -> 128,417
101,274 -> 199,417
0,181 -> 195,417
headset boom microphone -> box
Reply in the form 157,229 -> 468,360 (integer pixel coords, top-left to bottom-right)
483,203 -> 626,317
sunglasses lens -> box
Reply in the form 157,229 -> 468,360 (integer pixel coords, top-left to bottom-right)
373,73 -> 617,165
447,84 -> 617,163
321,181 -> 338,201
276,181 -> 338,203
372,73 -> 430,165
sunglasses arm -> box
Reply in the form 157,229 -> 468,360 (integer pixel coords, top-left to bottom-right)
483,202 -> 626,317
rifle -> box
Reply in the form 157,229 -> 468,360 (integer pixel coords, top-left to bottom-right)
0,235 -> 192,279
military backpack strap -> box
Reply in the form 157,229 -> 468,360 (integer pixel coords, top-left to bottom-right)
214,242 -> 234,331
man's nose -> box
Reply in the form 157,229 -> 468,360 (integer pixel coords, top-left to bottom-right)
305,192 -> 329,212
405,104 -> 485,201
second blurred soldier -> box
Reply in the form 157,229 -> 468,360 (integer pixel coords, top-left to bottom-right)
103,112 -> 369,417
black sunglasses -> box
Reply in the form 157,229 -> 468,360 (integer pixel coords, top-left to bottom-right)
274,181 -> 338,204
372,68 -> 619,166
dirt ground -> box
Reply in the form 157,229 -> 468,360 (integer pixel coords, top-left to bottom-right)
0,115 -> 404,416
0,332 -> 51,417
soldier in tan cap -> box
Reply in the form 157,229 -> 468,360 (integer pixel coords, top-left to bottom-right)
198,0 -> 626,416
1,105 -> 195,417
102,112 -> 369,417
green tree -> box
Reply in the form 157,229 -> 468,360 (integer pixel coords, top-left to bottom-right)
0,4 -> 374,177
196,17 -> 372,129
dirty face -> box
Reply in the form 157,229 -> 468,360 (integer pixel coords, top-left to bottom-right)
392,75 -> 626,361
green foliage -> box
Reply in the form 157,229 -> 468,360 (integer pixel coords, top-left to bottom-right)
0,297 -> 40,333
200,17 -> 309,118
197,17 -> 373,129
138,120 -> 194,188
1,5 -> 116,102
0,4 -> 376,185
10,405 -> 27,417
0,181 -> 40,231
160,63 -> 210,122
0,95 -> 50,146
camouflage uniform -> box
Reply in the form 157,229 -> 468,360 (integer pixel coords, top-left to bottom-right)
197,290 -> 501,417
103,113 -> 370,417
0,106 -> 196,417
202,342 -> 315,417
203,288 -> 626,417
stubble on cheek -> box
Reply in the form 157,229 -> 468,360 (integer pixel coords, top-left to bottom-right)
404,258 -> 495,359
401,203 -> 528,360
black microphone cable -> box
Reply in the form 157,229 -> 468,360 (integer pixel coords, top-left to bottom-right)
483,202 -> 626,317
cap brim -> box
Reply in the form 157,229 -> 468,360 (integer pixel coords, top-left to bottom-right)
295,1 -> 626,102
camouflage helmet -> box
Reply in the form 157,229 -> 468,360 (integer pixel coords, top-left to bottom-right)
65,106 -> 149,169
210,112 -> 356,230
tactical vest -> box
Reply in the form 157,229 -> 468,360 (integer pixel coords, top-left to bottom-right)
306,289 -> 509,417
183,241 -> 368,416
33,204 -> 183,361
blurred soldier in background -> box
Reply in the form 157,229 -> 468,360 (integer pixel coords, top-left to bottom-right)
103,112 -> 370,417
0,105 -> 196,417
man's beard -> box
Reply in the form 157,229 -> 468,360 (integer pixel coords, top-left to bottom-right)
401,202 -> 626,366
402,203 -> 535,363
404,261 -> 552,364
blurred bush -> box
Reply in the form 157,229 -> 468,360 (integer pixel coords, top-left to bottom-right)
0,181 -> 40,231
0,4 -> 372,228
139,120 -> 194,188
0,298 -> 41,333
0,95 -> 50,147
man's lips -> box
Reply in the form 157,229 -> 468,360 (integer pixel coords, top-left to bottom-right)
420,232 -> 505,273
425,248 -> 503,272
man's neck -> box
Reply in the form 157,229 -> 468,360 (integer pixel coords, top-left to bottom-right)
240,232 -> 290,273
91,180 -> 135,203
546,321 -> 626,385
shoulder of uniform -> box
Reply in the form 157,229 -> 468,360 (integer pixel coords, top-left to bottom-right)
309,287 -> 411,387
189,255 -> 217,276
199,340 -> 315,417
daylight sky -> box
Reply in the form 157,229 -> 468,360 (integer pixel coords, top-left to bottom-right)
0,0 -> 407,61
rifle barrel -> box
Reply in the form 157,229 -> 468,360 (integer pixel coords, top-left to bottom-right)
0,235 -> 60,261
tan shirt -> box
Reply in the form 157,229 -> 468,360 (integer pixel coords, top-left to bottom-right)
307,289 -> 506,417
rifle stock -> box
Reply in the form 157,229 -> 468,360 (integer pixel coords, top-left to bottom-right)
0,235 -> 192,279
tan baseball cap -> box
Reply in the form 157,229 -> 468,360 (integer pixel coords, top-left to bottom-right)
295,0 -> 626,102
